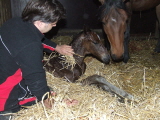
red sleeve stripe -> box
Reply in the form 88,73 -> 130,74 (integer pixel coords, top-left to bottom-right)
19,97 -> 37,105
0,69 -> 22,111
42,43 -> 55,51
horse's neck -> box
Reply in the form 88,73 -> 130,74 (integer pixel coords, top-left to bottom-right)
131,0 -> 160,11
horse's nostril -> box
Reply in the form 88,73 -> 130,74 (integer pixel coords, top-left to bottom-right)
111,54 -> 123,62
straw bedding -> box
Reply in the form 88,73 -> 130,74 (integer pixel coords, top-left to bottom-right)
13,35 -> 160,120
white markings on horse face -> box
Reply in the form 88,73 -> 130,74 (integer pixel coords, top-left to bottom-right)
97,34 -> 100,40
111,17 -> 117,23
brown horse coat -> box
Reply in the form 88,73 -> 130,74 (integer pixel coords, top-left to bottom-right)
44,26 -> 110,82
99,0 -> 160,63
44,27 -> 133,101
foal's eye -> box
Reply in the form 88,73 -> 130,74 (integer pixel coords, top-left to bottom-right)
92,41 -> 98,44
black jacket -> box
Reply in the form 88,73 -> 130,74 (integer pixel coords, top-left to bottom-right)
0,17 -> 56,110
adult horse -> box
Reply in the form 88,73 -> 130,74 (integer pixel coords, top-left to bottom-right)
99,0 -> 160,63
44,26 -> 133,101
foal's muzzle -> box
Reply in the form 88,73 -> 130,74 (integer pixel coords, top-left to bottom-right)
102,54 -> 110,64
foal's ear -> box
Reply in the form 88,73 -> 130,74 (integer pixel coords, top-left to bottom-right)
83,25 -> 91,34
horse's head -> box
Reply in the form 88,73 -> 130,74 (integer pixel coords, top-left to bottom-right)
81,26 -> 110,64
100,0 -> 131,62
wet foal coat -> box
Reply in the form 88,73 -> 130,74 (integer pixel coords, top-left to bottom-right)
44,27 -> 110,82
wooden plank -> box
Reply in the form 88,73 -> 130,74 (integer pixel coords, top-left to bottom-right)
11,0 -> 29,17
0,0 -> 11,26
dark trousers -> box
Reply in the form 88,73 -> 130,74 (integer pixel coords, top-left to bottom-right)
0,78 -> 36,113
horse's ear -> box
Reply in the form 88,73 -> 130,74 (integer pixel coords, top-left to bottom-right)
83,25 -> 91,34
123,0 -> 130,3
99,0 -> 105,4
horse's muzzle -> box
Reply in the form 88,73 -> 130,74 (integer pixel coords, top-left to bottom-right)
111,54 -> 124,62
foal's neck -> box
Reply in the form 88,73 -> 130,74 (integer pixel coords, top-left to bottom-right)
71,37 -> 86,65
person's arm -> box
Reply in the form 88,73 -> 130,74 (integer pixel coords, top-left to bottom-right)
42,37 -> 57,53
42,37 -> 74,56
54,44 -> 74,56
15,42 -> 50,101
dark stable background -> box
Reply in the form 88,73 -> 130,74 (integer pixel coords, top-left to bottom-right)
58,0 -> 156,33
10,0 -> 157,36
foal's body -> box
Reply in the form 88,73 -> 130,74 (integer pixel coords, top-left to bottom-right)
44,27 -> 110,82
44,27 -> 133,101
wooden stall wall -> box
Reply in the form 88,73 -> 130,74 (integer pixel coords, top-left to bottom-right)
11,0 -> 29,17
0,0 -> 11,26
0,0 -> 157,35
59,0 -> 101,29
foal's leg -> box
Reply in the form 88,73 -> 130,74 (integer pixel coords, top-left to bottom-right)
81,75 -> 134,101
154,4 -> 160,52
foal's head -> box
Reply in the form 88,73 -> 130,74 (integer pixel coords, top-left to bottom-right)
71,26 -> 110,64
100,0 -> 131,62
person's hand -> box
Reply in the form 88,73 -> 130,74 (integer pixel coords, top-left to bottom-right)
42,92 -> 56,109
43,98 -> 54,109
55,45 -> 74,56
64,99 -> 78,106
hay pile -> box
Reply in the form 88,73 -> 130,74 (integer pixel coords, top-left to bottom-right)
14,35 -> 160,120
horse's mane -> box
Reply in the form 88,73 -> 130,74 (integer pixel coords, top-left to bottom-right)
99,0 -> 127,20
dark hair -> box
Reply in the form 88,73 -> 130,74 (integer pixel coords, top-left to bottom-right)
22,0 -> 66,23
